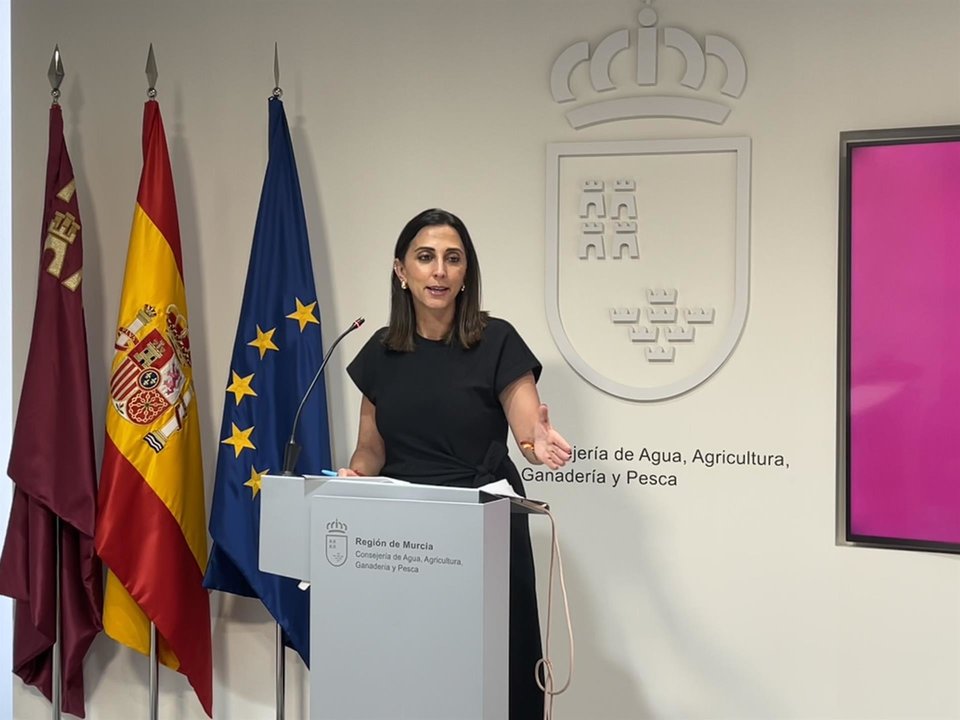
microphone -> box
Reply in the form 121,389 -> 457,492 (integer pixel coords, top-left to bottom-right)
282,316 -> 365,475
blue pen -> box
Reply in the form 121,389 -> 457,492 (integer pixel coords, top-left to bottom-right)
319,469 -> 339,477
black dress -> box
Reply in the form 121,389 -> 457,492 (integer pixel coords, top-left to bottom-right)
347,317 -> 545,719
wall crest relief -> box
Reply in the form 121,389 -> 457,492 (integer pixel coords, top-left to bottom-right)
545,3 -> 751,401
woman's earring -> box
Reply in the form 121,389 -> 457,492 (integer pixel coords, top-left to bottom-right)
401,279 -> 408,290
460,285 -> 466,293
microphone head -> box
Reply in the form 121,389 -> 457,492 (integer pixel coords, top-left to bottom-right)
353,316 -> 365,329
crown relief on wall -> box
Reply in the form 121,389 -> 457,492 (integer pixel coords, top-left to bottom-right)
550,4 -> 747,127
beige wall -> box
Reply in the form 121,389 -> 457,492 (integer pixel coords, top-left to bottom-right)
10,0 -> 960,718
1,0 -> 13,715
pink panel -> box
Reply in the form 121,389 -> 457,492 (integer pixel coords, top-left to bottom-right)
849,140 -> 960,545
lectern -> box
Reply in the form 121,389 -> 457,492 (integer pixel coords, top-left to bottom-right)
259,475 -> 511,720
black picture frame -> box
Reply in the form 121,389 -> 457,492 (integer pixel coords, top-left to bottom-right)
838,124 -> 960,554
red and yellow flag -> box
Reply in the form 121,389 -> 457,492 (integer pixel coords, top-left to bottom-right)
94,99 -> 212,716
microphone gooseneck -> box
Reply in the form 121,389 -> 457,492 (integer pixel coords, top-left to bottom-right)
281,316 -> 365,475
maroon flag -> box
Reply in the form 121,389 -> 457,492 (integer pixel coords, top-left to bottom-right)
0,104 -> 102,717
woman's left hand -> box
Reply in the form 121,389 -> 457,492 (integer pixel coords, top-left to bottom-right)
533,404 -> 572,470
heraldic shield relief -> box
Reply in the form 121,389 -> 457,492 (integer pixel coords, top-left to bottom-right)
326,520 -> 348,567
109,302 -> 195,452
545,138 -> 751,401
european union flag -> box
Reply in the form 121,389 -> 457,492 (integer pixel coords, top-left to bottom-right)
204,97 -> 331,665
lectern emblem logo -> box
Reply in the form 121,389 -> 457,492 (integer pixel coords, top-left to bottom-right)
325,519 -> 348,567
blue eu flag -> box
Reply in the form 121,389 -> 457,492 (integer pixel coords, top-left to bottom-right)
204,97 -> 331,665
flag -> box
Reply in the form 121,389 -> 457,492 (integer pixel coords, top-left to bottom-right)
94,99 -> 212,716
203,96 -> 332,665
0,103 -> 102,718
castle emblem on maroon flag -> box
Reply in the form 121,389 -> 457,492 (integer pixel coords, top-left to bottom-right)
109,303 -> 196,452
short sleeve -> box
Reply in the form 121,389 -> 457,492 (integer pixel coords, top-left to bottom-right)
492,320 -> 542,395
346,328 -> 387,403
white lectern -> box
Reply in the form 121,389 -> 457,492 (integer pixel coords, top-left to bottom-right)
259,475 -> 511,720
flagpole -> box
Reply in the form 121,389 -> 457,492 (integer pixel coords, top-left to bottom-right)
144,45 -> 160,720
149,623 -> 159,720
52,518 -> 61,720
276,624 -> 285,720
48,46 -> 64,720
271,44 -> 288,720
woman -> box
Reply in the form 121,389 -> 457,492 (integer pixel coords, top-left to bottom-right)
341,208 -> 571,718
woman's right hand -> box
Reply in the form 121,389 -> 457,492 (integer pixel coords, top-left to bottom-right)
337,468 -> 360,477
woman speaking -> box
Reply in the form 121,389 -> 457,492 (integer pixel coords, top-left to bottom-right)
341,208 -> 572,718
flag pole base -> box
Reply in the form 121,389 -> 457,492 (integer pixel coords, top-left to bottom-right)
276,623 -> 286,720
52,517 -> 61,720
149,623 -> 159,720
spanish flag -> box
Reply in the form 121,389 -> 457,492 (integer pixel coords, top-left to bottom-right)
94,99 -> 212,716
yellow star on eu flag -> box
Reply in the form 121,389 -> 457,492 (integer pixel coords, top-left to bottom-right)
222,423 -> 256,458
248,325 -> 279,359
226,370 -> 258,406
286,297 -> 320,332
244,465 -> 269,498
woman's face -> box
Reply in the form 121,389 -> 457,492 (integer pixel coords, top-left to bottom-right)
395,224 -> 467,320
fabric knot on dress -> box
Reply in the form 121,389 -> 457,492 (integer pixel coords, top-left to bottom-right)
473,442 -> 508,486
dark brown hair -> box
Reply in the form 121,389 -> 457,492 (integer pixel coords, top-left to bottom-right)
384,208 -> 488,351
